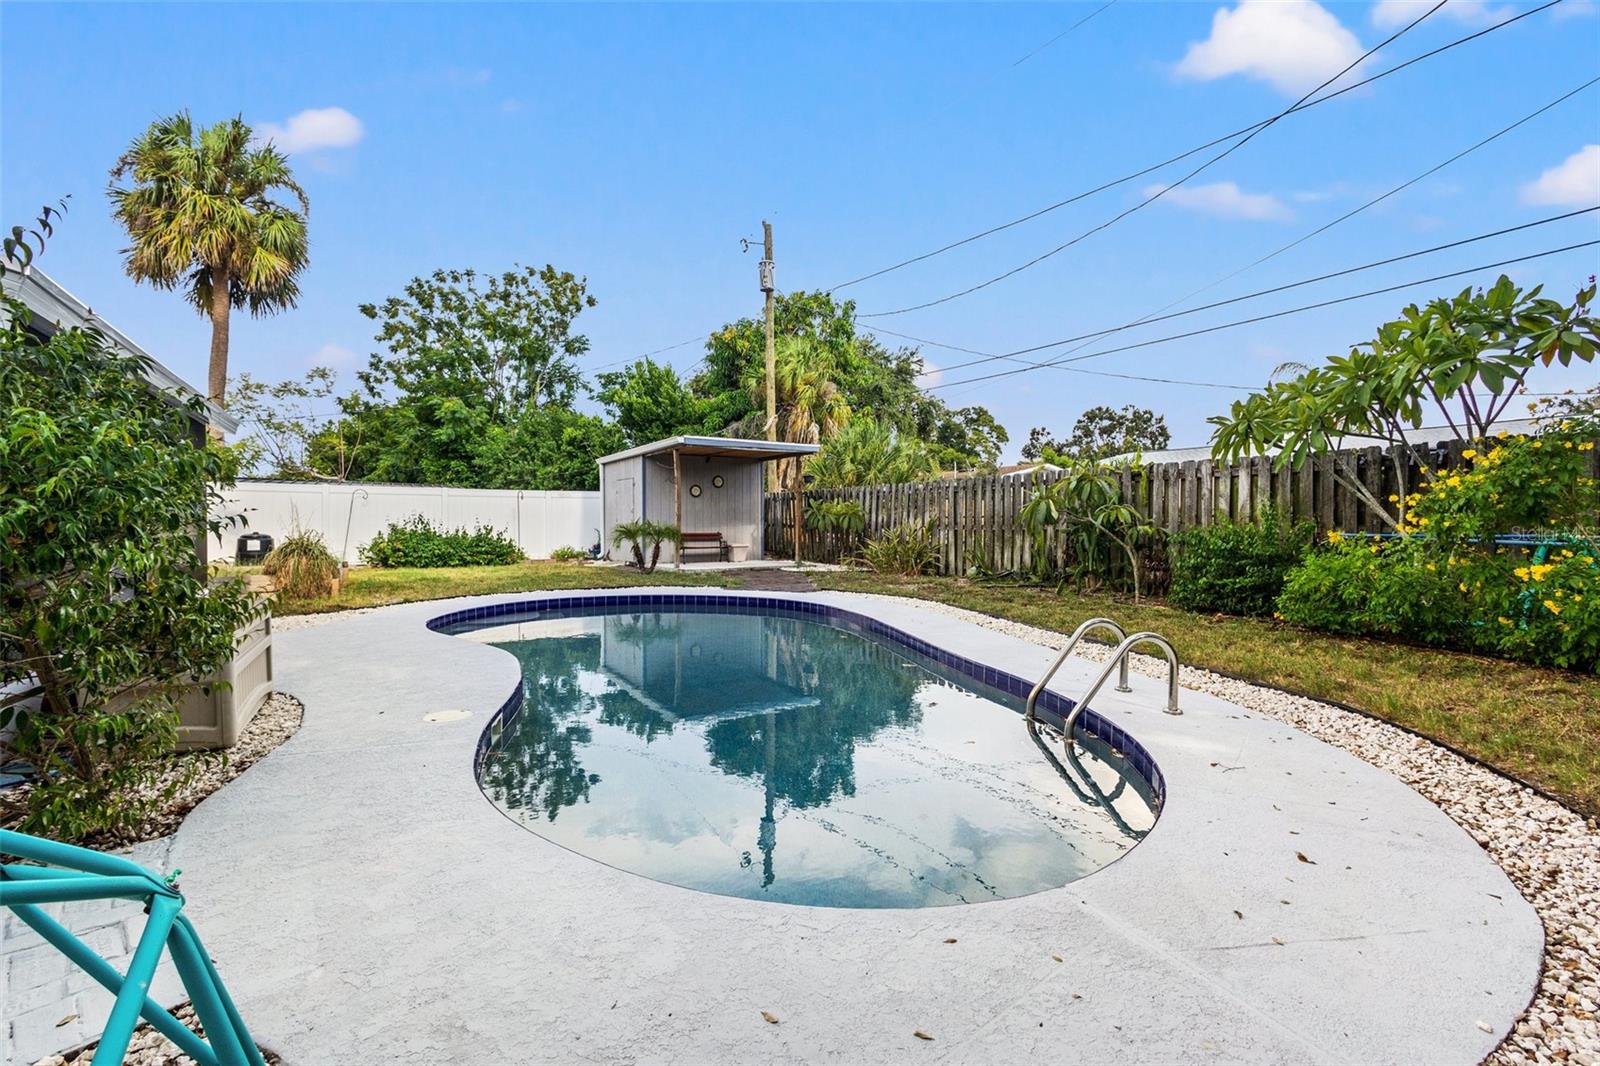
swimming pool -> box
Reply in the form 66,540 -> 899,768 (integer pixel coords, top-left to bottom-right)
442,601 -> 1158,909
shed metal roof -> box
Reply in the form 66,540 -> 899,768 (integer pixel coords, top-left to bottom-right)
598,435 -> 821,465
1,264 -> 239,433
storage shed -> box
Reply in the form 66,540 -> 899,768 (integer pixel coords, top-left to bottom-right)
597,436 -> 820,565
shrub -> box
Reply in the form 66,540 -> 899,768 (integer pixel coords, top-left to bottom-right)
263,529 -> 341,599
861,522 -> 939,576
360,515 -> 523,568
1169,510 -> 1313,617
549,545 -> 588,562
1,297 -> 260,839
610,520 -> 681,573
1277,534 -> 1599,671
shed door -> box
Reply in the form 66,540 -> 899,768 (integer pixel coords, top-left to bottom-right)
608,475 -> 637,526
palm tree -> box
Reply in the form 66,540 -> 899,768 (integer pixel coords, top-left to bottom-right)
109,112 -> 309,410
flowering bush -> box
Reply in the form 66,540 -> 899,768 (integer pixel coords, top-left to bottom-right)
1278,537 -> 1597,670
1278,392 -> 1599,671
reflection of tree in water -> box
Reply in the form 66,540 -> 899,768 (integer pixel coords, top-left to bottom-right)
480,634 -> 601,822
705,620 -> 923,810
597,687 -> 675,742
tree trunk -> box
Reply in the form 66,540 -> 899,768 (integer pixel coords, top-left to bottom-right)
207,267 -> 232,414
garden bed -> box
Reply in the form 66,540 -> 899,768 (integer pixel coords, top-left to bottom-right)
1,693 -> 304,848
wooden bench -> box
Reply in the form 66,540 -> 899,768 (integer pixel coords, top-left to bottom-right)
680,532 -> 730,562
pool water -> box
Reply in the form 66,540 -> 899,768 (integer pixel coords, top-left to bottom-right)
460,608 -> 1156,909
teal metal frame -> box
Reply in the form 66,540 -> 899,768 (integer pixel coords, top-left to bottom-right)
0,829 -> 264,1066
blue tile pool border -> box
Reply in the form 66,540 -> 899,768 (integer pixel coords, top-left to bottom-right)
432,593 -> 1165,808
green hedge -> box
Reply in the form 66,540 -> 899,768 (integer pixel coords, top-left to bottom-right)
360,515 -> 523,568
1168,511 -> 1313,617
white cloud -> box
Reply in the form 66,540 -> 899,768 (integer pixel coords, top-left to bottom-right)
1175,0 -> 1366,96
1552,0 -> 1596,20
1520,145 -> 1600,207
916,362 -> 944,388
500,98 -> 526,114
254,107 -> 364,155
1371,0 -> 1513,27
1144,180 -> 1293,221
308,343 -> 356,368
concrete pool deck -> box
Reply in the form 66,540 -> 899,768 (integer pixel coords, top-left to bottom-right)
164,589 -> 1540,1064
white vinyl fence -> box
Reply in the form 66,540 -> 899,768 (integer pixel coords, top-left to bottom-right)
214,480 -> 603,563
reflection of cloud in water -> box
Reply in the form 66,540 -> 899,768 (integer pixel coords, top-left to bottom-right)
476,609 -> 1154,908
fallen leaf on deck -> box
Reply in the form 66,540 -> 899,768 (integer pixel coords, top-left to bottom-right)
1271,937 -> 1285,946
943,937 -> 957,944
1295,852 -> 1316,865
913,1030 -> 934,1041
761,1011 -> 779,1025
1051,954 -> 1063,962
56,1014 -> 77,1028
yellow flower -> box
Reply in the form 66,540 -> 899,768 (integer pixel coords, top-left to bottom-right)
1543,599 -> 1561,615
1498,616 -> 1512,626
1532,440 -> 1543,449
1514,567 -> 1530,580
1581,442 -> 1595,452
1388,494 -> 1399,503
1326,531 -> 1342,544
1462,448 -> 1476,459
1458,582 -> 1468,592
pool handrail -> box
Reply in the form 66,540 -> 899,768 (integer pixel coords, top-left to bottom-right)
1023,617 -> 1130,730
0,828 -> 265,1066
1061,631 -> 1182,741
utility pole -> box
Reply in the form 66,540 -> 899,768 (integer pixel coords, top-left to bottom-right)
761,220 -> 776,492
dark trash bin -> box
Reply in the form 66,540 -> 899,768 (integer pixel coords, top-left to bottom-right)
236,533 -> 275,564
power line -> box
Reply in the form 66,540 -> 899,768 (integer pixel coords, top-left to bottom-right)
1010,0 -> 1122,68
909,77 -> 1600,385
858,0 -> 1448,319
928,240 -> 1600,391
894,207 -> 1600,376
870,326 -> 1256,390
825,0 -> 1564,295
1161,76 -> 1600,316
588,333 -> 706,373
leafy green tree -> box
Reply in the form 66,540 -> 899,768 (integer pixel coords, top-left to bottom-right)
1023,405 -> 1170,463
334,264 -> 614,490
359,265 -> 595,418
109,112 -> 309,406
595,357 -> 712,445
227,366 -> 361,479
1,299 -> 260,838
1210,276 -> 1598,530
694,290 -> 1006,468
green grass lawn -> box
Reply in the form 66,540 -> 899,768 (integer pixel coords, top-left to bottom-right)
231,561 -> 732,616
810,571 -> 1600,819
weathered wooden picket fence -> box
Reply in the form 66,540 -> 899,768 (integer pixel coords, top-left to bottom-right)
763,438 -> 1600,575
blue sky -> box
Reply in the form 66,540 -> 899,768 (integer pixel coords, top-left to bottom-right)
4,1 -> 1597,458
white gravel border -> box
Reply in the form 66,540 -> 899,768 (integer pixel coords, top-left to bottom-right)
837,591 -> 1598,1066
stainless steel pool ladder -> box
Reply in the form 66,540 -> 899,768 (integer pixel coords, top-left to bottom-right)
1023,618 -> 1130,737
1025,619 -> 1183,746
